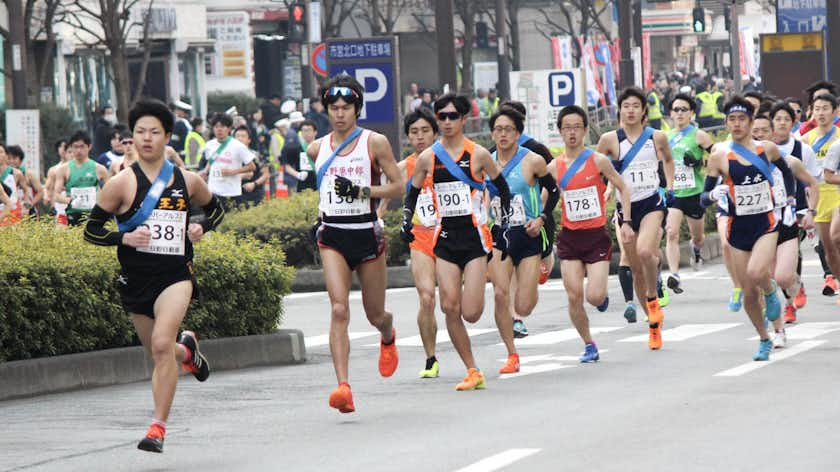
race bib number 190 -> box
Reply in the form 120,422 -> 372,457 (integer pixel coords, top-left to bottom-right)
434,182 -> 472,217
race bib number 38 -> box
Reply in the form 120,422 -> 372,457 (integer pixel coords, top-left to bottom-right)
434,182 -> 472,218
138,210 -> 187,256
563,185 -> 602,222
734,181 -> 773,216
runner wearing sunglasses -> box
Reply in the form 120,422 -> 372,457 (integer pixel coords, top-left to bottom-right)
308,74 -> 405,413
663,94 -> 714,295
401,93 -> 512,391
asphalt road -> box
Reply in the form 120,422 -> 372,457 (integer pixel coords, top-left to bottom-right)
2,249 -> 840,472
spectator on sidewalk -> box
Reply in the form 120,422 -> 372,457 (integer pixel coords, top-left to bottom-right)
92,105 -> 116,157
305,98 -> 331,138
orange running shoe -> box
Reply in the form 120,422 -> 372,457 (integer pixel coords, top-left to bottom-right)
498,353 -> 520,374
646,299 -> 664,325
379,328 -> 398,377
794,285 -> 807,309
455,368 -> 486,391
329,382 -> 355,413
823,275 -> 838,296
783,304 -> 797,324
648,325 -> 663,350
539,262 -> 550,284
137,422 -> 165,453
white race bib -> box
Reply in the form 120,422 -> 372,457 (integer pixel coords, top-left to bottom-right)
138,210 -> 187,256
319,175 -> 369,216
734,181 -> 774,216
210,166 -> 223,179
299,152 -> 314,172
415,192 -> 437,227
491,195 -> 527,226
434,181 -> 472,218
674,163 -> 696,191
623,160 -> 658,199
771,168 -> 787,209
70,186 -> 96,210
563,185 -> 602,222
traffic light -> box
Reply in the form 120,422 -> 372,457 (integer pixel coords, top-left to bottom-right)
692,7 -> 705,33
288,3 -> 306,42
476,22 -> 488,48
724,5 -> 731,32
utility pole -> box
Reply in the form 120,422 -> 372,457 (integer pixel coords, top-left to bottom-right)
301,0 -> 313,100
828,0 -> 840,82
730,1 -> 741,93
619,0 -> 634,88
7,0 -> 28,108
495,0 -> 511,100
436,0 -> 457,92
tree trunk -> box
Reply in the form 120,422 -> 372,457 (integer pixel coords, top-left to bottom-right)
508,0 -> 520,70
111,47 -> 132,123
458,1 -> 476,94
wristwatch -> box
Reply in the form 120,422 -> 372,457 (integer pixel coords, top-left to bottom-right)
808,208 -> 817,215
360,186 -> 371,199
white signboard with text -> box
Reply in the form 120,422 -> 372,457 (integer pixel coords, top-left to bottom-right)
509,69 -> 585,149
206,12 -> 252,93
6,110 -> 41,177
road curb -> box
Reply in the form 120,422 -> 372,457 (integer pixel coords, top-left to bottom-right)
291,234 -> 724,291
0,329 -> 306,402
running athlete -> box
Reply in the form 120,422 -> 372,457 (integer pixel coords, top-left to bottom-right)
111,136 -> 138,176
754,113 -> 819,346
802,93 -> 840,295
700,97 -> 796,361
401,93 -> 512,391
771,102 -> 821,317
797,81 -> 839,138
0,144 -> 28,223
44,139 -> 69,225
597,87 -> 674,350
550,105 -> 634,361
7,145 -> 43,217
378,108 -> 441,378
664,93 -> 715,294
490,100 -> 557,338
199,113 -> 256,211
486,106 -> 559,374
308,75 -> 404,413
84,99 -> 224,452
53,131 -> 110,226
0,182 -> 12,222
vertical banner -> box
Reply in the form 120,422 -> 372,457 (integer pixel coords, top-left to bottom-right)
326,37 -> 401,159
740,27 -> 758,79
595,42 -> 616,105
550,37 -> 562,69
642,32 -> 652,90
309,2 -> 322,43
631,46 -> 643,88
5,110 -> 40,177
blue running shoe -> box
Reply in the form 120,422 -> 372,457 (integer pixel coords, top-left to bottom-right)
579,343 -> 599,363
764,284 -> 782,322
595,296 -> 609,313
623,302 -> 637,323
512,319 -> 528,338
728,288 -> 743,312
753,338 -> 773,361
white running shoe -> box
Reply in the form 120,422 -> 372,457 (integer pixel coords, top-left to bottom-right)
772,330 -> 787,349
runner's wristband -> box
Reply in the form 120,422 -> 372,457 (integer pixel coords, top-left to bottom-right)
490,173 -> 512,217
699,175 -> 720,208
538,173 -> 560,215
84,204 -> 124,246
200,195 -> 225,233
402,184 -> 421,223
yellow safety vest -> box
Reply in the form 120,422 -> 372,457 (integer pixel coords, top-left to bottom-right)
711,91 -> 725,119
183,131 -> 205,167
696,92 -> 717,118
647,93 -> 663,121
268,129 -> 285,171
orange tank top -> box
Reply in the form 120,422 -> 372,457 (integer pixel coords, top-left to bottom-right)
556,152 -> 607,230
404,153 -> 434,191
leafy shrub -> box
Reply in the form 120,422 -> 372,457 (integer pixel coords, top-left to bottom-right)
0,221 -> 294,362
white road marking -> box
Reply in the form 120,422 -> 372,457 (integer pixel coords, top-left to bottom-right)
618,323 -> 741,343
675,271 -> 709,279
364,328 -> 497,347
454,448 -> 542,472
713,340 -> 827,377
749,322 -> 840,340
497,363 -> 574,379
502,327 -> 623,346
496,350 -> 611,365
304,331 -> 378,348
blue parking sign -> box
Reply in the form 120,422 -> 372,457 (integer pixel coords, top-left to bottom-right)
328,63 -> 395,124
548,72 -> 577,107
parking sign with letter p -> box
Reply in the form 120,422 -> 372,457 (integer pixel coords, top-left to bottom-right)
548,72 -> 576,107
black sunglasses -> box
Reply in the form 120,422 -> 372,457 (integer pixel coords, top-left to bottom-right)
436,111 -> 461,121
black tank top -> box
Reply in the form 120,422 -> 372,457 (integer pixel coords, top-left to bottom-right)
432,139 -> 481,231
116,162 -> 193,275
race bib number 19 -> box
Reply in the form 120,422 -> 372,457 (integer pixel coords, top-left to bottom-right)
415,192 -> 437,227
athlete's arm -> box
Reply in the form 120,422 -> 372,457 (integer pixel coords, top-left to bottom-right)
0,184 -> 11,218
765,141 -> 796,199
53,166 -> 72,205
476,145 -> 512,217
84,173 -> 139,247
14,169 -> 32,206
594,153 -> 631,221
400,151 -> 432,243
185,171 -> 225,242
695,129 -> 714,156
653,130 -> 675,191
378,160 -> 407,219
96,163 -> 110,186
27,171 -> 43,206
595,131 -> 618,161
369,133 -> 404,199
532,154 -> 558,217
43,168 -> 54,204
787,156 -> 819,214
699,149 -> 727,207
166,146 -> 186,168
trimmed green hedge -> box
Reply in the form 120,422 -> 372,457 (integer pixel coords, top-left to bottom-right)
0,221 -> 294,362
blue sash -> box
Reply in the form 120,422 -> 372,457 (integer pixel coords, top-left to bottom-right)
118,159 -> 174,232
811,127 -> 836,155
668,125 -> 695,148
729,142 -> 774,185
431,141 -> 485,191
559,149 -> 594,191
486,146 -> 529,197
517,134 -> 531,145
315,127 -> 364,189
620,127 -> 655,173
